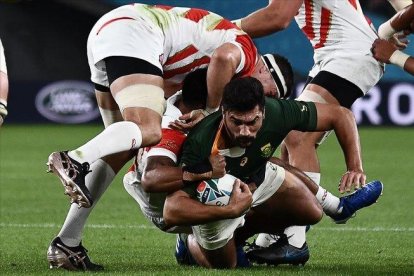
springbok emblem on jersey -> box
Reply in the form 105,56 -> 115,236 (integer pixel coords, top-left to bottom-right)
260,143 -> 274,158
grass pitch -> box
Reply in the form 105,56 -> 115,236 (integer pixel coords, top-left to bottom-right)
0,124 -> 413,275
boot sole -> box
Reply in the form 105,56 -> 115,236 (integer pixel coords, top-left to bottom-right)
46,152 -> 92,208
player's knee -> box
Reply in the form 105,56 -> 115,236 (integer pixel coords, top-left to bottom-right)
305,200 -> 323,225
123,109 -> 162,146
141,123 -> 162,146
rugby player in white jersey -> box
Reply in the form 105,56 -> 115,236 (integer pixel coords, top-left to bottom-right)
0,38 -> 9,127
46,3 -> 294,210
232,0 -> 386,265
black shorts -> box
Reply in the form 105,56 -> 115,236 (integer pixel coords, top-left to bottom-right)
305,71 -> 364,108
93,56 -> 163,92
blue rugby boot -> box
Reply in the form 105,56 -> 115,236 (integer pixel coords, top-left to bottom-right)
331,180 -> 384,224
175,234 -> 196,266
236,245 -> 251,268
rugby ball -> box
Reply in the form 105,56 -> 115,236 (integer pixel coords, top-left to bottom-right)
196,174 -> 237,206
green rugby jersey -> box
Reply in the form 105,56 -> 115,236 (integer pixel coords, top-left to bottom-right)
180,97 -> 317,196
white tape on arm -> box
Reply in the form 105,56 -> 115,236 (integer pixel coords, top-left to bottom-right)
378,20 -> 397,39
389,50 -> 410,68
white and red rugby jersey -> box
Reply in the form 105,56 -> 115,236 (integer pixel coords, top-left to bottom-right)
295,0 -> 378,54
98,4 -> 258,84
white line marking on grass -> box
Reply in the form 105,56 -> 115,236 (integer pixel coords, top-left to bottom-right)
1,223 -> 413,232
314,226 -> 414,232
0,223 -> 156,230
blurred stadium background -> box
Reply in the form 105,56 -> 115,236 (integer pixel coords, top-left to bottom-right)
1,0 -> 414,126
0,0 -> 413,275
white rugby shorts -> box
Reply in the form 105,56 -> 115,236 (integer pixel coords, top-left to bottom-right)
309,51 -> 383,95
87,8 -> 164,87
192,162 -> 286,250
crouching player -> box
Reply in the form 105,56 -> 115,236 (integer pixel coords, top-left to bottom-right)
161,77 -> 383,268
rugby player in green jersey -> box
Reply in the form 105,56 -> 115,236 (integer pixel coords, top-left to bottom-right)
163,76 -> 383,268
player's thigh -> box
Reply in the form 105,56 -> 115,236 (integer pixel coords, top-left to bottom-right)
106,62 -> 165,120
255,170 -> 323,225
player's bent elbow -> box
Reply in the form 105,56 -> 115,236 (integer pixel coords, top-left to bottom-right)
140,177 -> 155,193
163,198 -> 181,226
211,47 -> 238,68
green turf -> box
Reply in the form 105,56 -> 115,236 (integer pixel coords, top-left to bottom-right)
0,124 -> 413,275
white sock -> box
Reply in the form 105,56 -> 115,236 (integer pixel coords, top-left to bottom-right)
284,225 -> 306,248
304,171 -> 340,216
315,187 -> 340,216
255,233 -> 279,247
58,159 -> 115,247
304,171 -> 321,185
68,121 -> 142,164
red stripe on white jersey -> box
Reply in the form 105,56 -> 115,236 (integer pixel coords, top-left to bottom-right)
214,19 -> 237,30
184,8 -> 210,23
164,45 -> 198,66
348,0 -> 357,10
314,7 -> 332,49
302,0 -> 315,40
235,35 -> 257,77
154,5 -> 173,10
96,17 -> 134,35
163,56 -> 210,79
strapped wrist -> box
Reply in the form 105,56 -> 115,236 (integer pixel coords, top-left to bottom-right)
389,50 -> 410,68
378,20 -> 396,39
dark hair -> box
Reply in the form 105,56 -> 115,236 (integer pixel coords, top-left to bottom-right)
271,53 -> 294,98
222,77 -> 265,112
181,68 -> 208,109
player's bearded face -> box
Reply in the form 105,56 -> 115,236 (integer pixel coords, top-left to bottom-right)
223,107 -> 264,148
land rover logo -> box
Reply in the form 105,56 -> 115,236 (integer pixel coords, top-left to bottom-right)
35,80 -> 100,124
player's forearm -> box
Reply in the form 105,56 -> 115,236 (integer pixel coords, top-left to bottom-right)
141,166 -> 184,193
333,108 -> 363,172
387,0 -> 413,12
239,8 -> 288,38
163,192 -> 236,226
379,4 -> 414,39
402,56 -> 414,75
237,0 -> 302,38
391,4 -> 414,31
